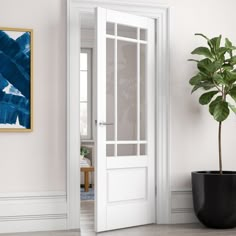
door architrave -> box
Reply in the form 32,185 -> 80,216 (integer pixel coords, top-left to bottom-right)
67,0 -> 170,229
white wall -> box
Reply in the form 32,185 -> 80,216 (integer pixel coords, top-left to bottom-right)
0,0 -> 66,193
157,0 -> 236,191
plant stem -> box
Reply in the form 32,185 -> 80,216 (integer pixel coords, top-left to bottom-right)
218,121 -> 222,175
212,80 -> 222,93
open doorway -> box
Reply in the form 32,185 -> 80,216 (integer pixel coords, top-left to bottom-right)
68,1 -> 170,232
79,12 -> 96,234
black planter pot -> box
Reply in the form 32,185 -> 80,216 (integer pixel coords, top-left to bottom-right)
192,171 -> 236,229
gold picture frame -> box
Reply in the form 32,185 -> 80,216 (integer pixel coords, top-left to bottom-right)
0,27 -> 33,132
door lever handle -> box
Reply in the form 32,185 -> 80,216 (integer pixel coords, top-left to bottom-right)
98,121 -> 114,126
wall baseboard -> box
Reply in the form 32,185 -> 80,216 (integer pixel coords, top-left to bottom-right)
171,190 -> 198,224
0,191 -> 67,233
0,189 -> 199,233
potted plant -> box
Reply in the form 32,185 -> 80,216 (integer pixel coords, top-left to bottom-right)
80,146 -> 90,159
189,33 -> 236,228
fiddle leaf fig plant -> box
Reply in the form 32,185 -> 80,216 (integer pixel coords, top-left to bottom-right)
189,33 -> 236,175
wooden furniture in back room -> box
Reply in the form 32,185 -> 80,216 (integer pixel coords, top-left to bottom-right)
81,166 -> 94,192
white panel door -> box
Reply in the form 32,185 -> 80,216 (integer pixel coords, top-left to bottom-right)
96,7 -> 155,232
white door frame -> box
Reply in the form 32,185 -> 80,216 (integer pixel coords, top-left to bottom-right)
67,0 -> 170,229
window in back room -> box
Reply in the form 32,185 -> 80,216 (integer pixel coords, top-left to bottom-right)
80,48 -> 92,140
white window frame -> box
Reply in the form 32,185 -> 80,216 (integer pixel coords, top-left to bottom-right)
80,48 -> 93,140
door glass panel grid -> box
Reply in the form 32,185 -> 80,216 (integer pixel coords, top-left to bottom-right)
106,24 -> 147,45
106,141 -> 147,157
106,21 -> 147,157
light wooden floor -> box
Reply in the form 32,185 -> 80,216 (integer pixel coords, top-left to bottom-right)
3,224 -> 236,236
80,200 -> 95,234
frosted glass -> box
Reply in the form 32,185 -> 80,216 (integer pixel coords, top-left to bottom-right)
140,44 -> 146,140
107,22 -> 115,35
118,24 -> 137,39
140,144 -> 146,155
107,144 -> 114,157
106,38 -> 115,141
117,144 -> 137,156
117,40 -> 137,140
140,29 -> 147,41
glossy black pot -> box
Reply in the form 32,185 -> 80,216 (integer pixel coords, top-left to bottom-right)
192,171 -> 236,229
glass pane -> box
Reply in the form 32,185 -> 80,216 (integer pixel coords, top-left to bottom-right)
140,29 -> 147,41
80,103 -> 87,136
117,41 -> 137,140
106,39 -> 115,141
140,44 -> 146,140
80,53 -> 87,70
107,22 -> 115,35
140,144 -> 146,155
80,71 -> 87,102
117,144 -> 137,156
117,24 -> 137,39
107,144 -> 114,157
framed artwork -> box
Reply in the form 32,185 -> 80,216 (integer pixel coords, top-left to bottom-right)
0,27 -> 33,131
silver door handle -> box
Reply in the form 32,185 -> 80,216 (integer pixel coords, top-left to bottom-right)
98,121 -> 114,126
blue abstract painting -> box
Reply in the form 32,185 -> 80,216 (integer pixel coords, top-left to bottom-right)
0,28 -> 32,130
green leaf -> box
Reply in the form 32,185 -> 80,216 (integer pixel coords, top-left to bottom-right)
217,47 -> 228,58
197,58 -> 212,73
188,59 -> 199,63
213,73 -> 225,84
195,33 -> 214,49
225,71 -> 236,83
211,61 -> 222,72
199,91 -> 218,105
213,101 -> 229,122
225,38 -> 236,57
191,47 -> 213,58
194,33 -> 210,41
209,96 -> 222,115
216,35 -> 222,49
189,73 -> 208,85
202,81 -> 215,90
197,58 -> 221,74
222,64 -> 234,70
232,56 -> 236,63
189,74 -> 202,85
191,81 -> 215,93
226,55 -> 236,65
225,38 -> 233,48
229,103 -> 236,114
209,36 -> 221,52
191,84 -> 202,93
228,87 -> 236,102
